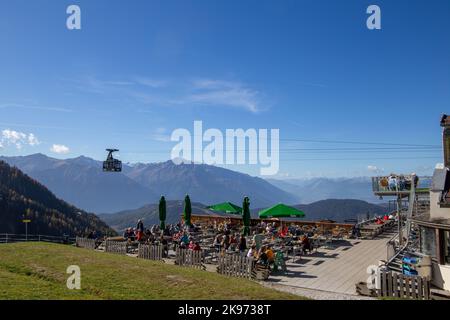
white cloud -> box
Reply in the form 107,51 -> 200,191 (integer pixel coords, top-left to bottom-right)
187,79 -> 262,113
0,103 -> 72,113
367,165 -> 383,173
134,77 -> 168,88
150,128 -> 171,142
50,144 -> 70,154
0,129 -> 40,149
28,133 -> 39,146
76,75 -> 265,113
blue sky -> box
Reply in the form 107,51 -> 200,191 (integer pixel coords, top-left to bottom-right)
1,0 -> 450,178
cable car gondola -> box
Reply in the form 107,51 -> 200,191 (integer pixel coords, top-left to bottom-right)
103,149 -> 122,172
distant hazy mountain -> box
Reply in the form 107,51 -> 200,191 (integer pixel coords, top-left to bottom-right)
0,161 -> 115,236
0,154 -> 157,213
122,160 -> 298,209
0,154 -> 297,213
267,177 -> 383,204
293,199 -> 387,222
99,201 -> 219,232
101,198 -> 388,232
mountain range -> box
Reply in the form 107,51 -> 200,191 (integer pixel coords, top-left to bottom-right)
0,160 -> 115,236
1,153 -> 413,217
100,199 -> 388,232
266,177 -> 382,204
0,154 -> 297,213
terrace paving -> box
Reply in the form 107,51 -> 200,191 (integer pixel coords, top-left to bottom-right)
267,231 -> 395,296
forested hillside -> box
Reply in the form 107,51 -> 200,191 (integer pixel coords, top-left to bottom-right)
0,161 -> 115,236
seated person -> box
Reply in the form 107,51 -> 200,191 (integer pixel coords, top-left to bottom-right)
180,232 -> 189,245
279,226 -> 289,237
257,246 -> 268,265
351,226 -> 361,238
265,246 -> 275,265
214,234 -> 223,252
300,235 -> 312,254
221,234 -> 230,251
179,241 -> 187,249
147,232 -> 156,243
239,236 -> 247,254
228,234 -> 237,251
192,242 -> 201,251
163,227 -> 171,236
124,228 -> 135,241
247,244 -> 257,258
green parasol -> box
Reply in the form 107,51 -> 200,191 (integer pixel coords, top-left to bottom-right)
258,203 -> 305,219
207,202 -> 242,214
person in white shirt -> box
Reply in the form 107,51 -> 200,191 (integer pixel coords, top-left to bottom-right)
388,175 -> 397,191
247,244 -> 257,258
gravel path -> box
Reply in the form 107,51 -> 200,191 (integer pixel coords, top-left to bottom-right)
261,282 -> 376,300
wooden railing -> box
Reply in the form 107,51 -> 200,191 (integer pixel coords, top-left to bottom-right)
0,233 -> 75,244
75,237 -> 96,250
217,254 -> 254,279
105,240 -> 128,255
138,244 -> 164,261
378,269 -> 430,300
175,248 -> 204,269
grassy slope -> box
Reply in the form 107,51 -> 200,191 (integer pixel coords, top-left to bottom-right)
0,242 -> 301,300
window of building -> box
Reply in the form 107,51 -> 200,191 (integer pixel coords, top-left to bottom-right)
420,226 -> 436,258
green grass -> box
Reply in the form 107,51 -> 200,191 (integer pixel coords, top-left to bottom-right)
0,242 -> 302,300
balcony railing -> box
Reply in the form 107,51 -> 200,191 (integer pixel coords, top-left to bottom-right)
372,175 -> 427,194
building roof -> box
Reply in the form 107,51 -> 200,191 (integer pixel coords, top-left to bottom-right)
411,213 -> 450,230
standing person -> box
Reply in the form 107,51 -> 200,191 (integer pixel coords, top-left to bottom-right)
239,235 -> 247,255
222,233 -> 230,252
388,174 -> 397,191
413,174 -> 419,188
214,234 -> 223,252
136,219 -> 144,241
160,235 -> 169,257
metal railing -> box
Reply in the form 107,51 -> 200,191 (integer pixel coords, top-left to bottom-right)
0,233 -> 76,244
372,175 -> 431,194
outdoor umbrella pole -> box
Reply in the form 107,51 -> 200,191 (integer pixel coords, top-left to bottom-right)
159,196 -> 166,230
183,195 -> 192,227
